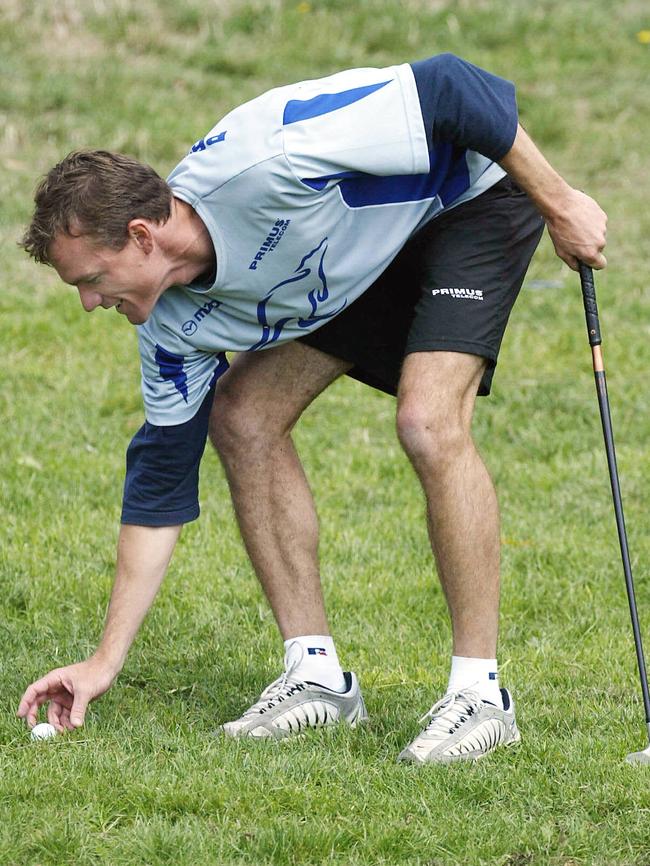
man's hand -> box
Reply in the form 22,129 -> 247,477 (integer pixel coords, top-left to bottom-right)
499,125 -> 608,272
16,523 -> 183,733
544,187 -> 608,271
17,657 -> 117,732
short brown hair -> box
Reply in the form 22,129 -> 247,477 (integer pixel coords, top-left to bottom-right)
20,150 -> 173,264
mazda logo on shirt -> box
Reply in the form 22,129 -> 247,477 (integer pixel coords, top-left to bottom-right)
181,299 -> 222,335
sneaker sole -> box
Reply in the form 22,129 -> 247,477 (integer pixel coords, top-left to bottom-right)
398,726 -> 521,765
217,696 -> 369,741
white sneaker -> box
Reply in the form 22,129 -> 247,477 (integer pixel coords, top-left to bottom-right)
220,670 -> 368,740
397,688 -> 520,764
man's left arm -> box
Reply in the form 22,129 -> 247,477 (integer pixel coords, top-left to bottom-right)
499,124 -> 607,271
411,54 -> 607,271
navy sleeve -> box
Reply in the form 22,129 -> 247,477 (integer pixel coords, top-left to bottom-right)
121,379 -> 216,526
410,54 -> 518,162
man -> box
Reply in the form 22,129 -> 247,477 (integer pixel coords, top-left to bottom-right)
17,53 -> 606,763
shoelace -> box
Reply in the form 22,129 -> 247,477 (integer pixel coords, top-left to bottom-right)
243,663 -> 307,717
418,689 -> 483,737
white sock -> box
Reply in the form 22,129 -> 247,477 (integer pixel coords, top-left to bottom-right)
447,656 -> 502,707
283,635 -> 346,692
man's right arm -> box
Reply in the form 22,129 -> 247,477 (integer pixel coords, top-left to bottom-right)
18,364 -> 225,731
17,523 -> 181,731
93,523 -> 182,676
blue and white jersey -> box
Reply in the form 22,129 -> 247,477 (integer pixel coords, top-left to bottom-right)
138,54 -> 516,426
123,53 -> 518,525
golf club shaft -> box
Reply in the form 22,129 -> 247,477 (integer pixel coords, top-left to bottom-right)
579,262 -> 650,732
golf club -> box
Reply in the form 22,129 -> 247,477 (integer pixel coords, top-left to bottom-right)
578,261 -> 650,764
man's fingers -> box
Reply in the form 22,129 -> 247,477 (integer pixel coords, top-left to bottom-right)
59,706 -> 75,732
18,671 -> 64,714
19,663 -> 105,731
18,688 -> 50,726
69,687 -> 89,728
568,242 -> 607,270
17,683 -> 45,717
17,671 -> 69,727
587,251 -> 607,270
25,703 -> 40,729
561,250 -> 607,272
49,693 -> 75,732
47,701 -> 67,733
550,235 -> 606,272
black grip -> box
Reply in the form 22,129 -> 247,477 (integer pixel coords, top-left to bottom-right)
579,261 -> 602,346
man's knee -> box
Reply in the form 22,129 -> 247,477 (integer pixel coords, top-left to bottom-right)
208,400 -> 250,460
396,352 -> 484,468
208,378 -> 285,460
208,342 -> 348,460
396,399 -> 469,468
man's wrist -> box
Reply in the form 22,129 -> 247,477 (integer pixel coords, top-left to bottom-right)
505,166 -> 573,222
498,124 -> 574,221
533,179 -> 574,221
91,646 -> 126,678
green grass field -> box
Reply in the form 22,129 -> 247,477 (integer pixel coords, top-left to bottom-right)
2,1 -> 650,863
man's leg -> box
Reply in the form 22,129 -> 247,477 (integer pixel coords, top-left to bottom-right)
395,350 -> 520,764
396,351 -> 499,660
209,341 -> 350,640
209,342 -> 368,738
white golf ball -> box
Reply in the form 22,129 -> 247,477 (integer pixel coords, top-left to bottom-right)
30,723 -> 57,741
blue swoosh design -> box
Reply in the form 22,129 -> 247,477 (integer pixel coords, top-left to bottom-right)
209,352 -> 230,387
283,80 -> 391,124
155,344 -> 188,403
300,170 -> 360,191
299,146 -> 471,208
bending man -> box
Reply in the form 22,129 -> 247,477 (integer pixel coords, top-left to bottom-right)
17,54 -> 606,763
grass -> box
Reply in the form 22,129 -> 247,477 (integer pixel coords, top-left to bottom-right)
2,1 -> 650,863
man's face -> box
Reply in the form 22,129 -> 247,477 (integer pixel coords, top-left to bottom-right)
49,227 -> 166,325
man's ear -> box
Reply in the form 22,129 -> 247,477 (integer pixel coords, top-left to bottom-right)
127,219 -> 154,254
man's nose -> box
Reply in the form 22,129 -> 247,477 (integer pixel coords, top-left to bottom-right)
77,287 -> 103,312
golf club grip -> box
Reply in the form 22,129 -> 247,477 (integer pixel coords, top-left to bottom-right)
578,262 -> 602,346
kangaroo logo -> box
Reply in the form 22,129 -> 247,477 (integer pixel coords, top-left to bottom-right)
249,238 -> 346,351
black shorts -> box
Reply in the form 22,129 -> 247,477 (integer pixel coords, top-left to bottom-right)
298,176 -> 544,396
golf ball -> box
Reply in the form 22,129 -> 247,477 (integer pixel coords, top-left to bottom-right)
30,723 -> 57,741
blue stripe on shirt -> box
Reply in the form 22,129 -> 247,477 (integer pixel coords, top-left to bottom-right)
155,343 -> 188,403
299,145 -> 470,209
336,143 -> 452,207
283,80 -> 391,125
